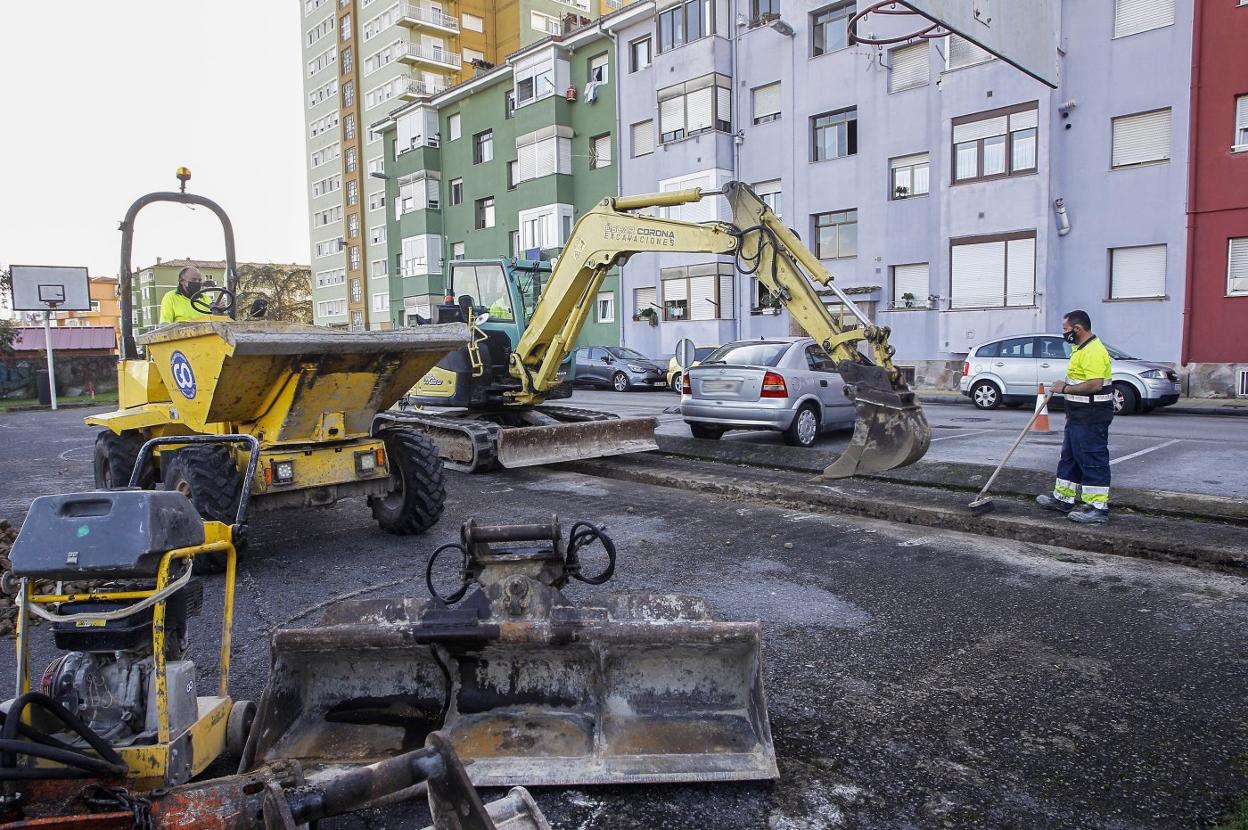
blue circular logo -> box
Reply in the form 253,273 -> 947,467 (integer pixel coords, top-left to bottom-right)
170,351 -> 197,400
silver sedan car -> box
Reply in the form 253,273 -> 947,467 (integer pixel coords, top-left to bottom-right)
680,338 -> 856,447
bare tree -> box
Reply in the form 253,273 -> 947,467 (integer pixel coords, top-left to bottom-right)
0,268 -> 17,356
234,263 -> 313,324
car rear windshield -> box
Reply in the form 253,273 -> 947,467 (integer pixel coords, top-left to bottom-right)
694,347 -> 717,361
702,341 -> 790,367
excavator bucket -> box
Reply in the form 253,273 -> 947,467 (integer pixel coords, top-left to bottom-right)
823,361 -> 932,479
248,518 -> 777,787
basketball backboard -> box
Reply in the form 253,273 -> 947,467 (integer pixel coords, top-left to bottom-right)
851,0 -> 1059,89
10,265 -> 92,311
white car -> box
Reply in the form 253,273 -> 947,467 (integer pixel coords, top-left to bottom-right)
959,333 -> 1181,415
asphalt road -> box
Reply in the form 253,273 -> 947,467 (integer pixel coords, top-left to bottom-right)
1,407 -> 1246,829
564,388 -> 1248,499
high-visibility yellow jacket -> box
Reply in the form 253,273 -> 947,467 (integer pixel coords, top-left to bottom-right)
159,290 -> 210,324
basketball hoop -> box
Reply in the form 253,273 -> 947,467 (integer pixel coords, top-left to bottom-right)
847,1 -> 949,47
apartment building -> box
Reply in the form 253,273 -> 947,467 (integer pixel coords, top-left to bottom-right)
613,0 -> 1214,388
373,14 -> 642,346
299,0 -> 614,330
50,277 -> 121,337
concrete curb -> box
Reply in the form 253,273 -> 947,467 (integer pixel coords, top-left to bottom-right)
652,434 -> 1248,526
0,401 -> 111,413
917,392 -> 1248,417
564,455 -> 1248,573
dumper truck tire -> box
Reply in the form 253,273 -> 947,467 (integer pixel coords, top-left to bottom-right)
161,445 -> 243,575
370,428 -> 446,535
93,430 -> 156,490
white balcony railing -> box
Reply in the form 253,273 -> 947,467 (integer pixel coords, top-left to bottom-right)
400,76 -> 449,99
398,3 -> 460,32
400,42 -> 462,69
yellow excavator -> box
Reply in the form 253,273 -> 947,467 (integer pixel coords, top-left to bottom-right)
401,181 -> 930,477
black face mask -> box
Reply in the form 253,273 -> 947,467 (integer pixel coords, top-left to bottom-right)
182,280 -> 202,297
1063,330 -> 1078,344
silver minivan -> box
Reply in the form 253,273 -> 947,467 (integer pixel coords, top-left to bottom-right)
959,333 -> 1181,415
681,338 -> 856,446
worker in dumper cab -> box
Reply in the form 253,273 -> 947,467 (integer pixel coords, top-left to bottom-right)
1035,309 -> 1114,523
159,266 -> 215,324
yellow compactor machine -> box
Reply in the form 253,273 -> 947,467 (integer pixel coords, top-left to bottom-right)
86,173 -> 468,569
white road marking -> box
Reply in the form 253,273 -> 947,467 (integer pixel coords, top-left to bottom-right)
1110,438 -> 1183,466
59,445 -> 92,461
930,429 -> 993,443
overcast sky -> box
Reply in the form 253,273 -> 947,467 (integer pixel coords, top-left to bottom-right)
0,2 -> 309,277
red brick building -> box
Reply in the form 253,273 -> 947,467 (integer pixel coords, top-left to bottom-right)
1183,0 -> 1248,396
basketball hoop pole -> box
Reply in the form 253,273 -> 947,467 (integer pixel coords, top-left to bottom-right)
43,304 -> 59,411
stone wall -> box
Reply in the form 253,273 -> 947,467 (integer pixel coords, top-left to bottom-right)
1183,363 -> 1248,399
0,356 -> 118,398
900,359 -> 964,392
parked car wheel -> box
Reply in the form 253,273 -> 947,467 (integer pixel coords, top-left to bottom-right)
783,403 -> 820,448
971,381 -> 1002,410
1112,382 -> 1139,416
612,372 -> 631,392
670,372 -> 682,393
689,423 -> 725,440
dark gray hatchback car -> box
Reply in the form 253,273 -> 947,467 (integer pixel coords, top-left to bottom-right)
571,346 -> 668,391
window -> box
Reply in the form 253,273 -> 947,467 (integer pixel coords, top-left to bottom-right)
889,41 -> 929,92
341,80 -> 354,107
630,36 -> 652,71
450,178 -> 463,205
1114,0 -> 1175,38
345,146 -> 357,173
952,103 -> 1038,182
891,153 -> 930,199
308,77 -> 339,108
752,82 -> 781,125
949,232 -> 1036,308
463,47 -> 485,64
370,225 -> 386,245
314,236 -> 344,257
312,174 -> 342,197
754,180 -> 781,217
316,267 -> 346,287
473,130 -> 494,164
505,90 -> 516,119
369,190 -> 386,211
362,2 -> 401,40
340,13 -> 351,41
368,156 -> 384,176
661,263 -> 736,321
475,196 -> 495,229
1235,95 -> 1248,150
372,292 -> 390,313
631,120 -> 655,156
589,53 -> 608,84
596,292 -> 616,323
1227,238 -> 1248,296
311,142 -> 341,169
348,213 -> 360,238
371,259 -> 387,279
397,173 -> 439,215
514,56 -> 558,107
633,286 -> 657,319
307,45 -> 337,77
658,74 -> 732,143
945,34 -> 992,70
344,113 -> 356,140
813,210 -> 857,259
811,2 -> 852,56
658,0 -> 712,52
891,263 -> 929,308
452,241 -> 465,260
812,107 -> 857,161
531,10 -> 561,34
591,134 -> 612,169
364,39 -> 403,76
508,160 -> 519,189
309,112 -> 340,138
347,179 -> 359,205
518,203 -> 574,250
401,235 -> 443,276
448,113 -> 461,141
318,299 -> 347,317
1109,244 -> 1167,299
462,12 -> 484,31
306,15 -> 334,48
350,246 -> 361,270
350,311 -> 363,330
1111,108 -> 1171,168
510,231 -> 521,258
751,0 -> 779,24
314,204 -> 343,226
515,126 -> 573,181
341,46 -> 352,72
305,0 -> 329,17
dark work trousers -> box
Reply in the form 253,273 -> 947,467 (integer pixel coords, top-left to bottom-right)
1054,419 -> 1112,510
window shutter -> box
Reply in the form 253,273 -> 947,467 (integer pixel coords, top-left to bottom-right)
1236,96 -> 1248,145
683,174 -> 717,222
717,86 -> 732,127
632,120 -> 655,155
953,116 -> 1008,143
1009,108 -> 1038,131
1114,0 -> 1175,38
718,269 -> 735,319
1229,238 -> 1248,294
752,82 -> 780,120
1005,237 -> 1036,306
593,134 -> 612,166
634,286 -> 657,315
662,277 -> 688,303
686,87 -> 714,132
951,241 -> 1005,308
947,35 -> 991,69
1112,109 -> 1171,167
557,137 -> 573,174
660,95 -> 685,135
1110,245 -> 1166,298
893,263 -> 929,301
688,274 -> 716,319
518,142 -> 537,181
889,42 -> 929,92
535,138 -> 556,177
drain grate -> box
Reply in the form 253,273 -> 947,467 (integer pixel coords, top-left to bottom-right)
950,417 -> 991,423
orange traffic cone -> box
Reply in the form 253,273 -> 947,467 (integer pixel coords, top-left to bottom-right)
1032,383 -> 1051,433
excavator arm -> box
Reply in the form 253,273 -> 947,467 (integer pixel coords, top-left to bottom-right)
508,182 -> 931,478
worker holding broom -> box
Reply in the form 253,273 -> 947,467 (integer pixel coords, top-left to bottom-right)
1035,310 -> 1114,523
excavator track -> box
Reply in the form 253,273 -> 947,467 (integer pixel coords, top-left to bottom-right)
377,412 -> 501,473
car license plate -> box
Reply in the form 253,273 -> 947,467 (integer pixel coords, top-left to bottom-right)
701,380 -> 738,393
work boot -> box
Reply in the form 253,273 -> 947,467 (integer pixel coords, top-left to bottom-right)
1035,494 -> 1075,513
1068,505 -> 1109,524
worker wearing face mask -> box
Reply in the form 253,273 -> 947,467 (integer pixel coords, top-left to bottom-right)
1035,309 -> 1115,523
159,266 -> 214,324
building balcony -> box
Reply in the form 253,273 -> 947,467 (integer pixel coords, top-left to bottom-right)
398,42 -> 462,70
399,76 -> 449,101
397,3 -> 460,34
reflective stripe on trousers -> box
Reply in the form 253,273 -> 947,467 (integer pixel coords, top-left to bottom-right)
1053,421 -> 1111,511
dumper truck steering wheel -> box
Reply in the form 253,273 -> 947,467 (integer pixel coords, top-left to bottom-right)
190,285 -> 235,316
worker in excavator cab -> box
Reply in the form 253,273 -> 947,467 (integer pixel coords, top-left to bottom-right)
487,293 -> 514,321
158,266 -> 213,324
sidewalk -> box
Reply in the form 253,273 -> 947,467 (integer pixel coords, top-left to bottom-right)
918,388 -> 1248,416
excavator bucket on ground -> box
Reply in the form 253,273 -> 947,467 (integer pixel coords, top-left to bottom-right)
822,361 -> 932,479
247,518 -> 777,787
